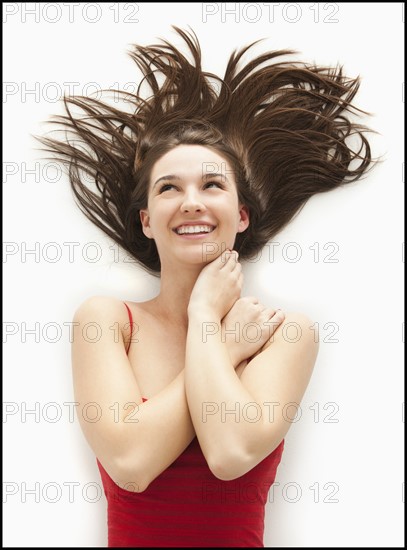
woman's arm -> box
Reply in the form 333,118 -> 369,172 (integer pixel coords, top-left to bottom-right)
72,295 -> 195,493
184,250 -> 319,481
185,308 -> 318,480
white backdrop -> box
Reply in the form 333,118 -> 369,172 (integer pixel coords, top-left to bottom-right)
3,2 -> 404,547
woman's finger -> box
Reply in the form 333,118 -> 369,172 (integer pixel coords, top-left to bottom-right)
220,249 -> 236,269
273,309 -> 285,322
262,307 -> 276,317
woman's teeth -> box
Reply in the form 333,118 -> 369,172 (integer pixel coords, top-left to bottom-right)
175,225 -> 215,235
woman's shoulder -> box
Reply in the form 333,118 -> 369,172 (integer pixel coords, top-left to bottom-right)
72,295 -> 153,330
278,310 -> 315,329
72,295 -> 143,350
73,295 -> 128,320
72,296 -> 144,336
260,310 -> 317,354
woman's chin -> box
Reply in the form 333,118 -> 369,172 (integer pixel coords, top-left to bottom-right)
176,240 -> 230,261
160,239 -> 233,267
183,252 -> 216,265
169,249 -> 218,267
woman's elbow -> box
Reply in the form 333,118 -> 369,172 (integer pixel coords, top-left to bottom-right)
207,449 -> 252,481
106,455 -> 151,493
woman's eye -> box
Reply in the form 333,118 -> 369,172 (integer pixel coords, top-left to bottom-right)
205,182 -> 222,189
158,182 -> 223,193
158,184 -> 175,193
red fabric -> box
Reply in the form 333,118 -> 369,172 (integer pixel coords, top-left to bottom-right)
96,302 -> 285,547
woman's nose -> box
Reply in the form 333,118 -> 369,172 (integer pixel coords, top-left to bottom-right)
180,190 -> 206,213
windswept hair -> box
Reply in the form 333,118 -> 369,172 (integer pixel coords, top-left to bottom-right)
37,26 -> 375,275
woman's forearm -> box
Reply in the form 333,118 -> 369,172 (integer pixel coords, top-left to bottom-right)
115,370 -> 195,491
184,307 -> 263,479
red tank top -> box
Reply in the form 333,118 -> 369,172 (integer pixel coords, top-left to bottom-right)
96,302 -> 285,547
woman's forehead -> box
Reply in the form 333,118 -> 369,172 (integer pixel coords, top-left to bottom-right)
151,145 -> 235,180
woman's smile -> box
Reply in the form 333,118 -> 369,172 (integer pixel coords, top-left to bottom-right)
173,222 -> 217,239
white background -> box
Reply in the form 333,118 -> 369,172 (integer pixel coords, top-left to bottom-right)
3,2 -> 404,547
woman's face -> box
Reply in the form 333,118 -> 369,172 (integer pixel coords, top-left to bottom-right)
140,145 -> 249,268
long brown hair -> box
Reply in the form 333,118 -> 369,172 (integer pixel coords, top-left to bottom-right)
36,26 -> 376,276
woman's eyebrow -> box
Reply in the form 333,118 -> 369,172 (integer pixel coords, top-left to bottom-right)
202,172 -> 229,182
152,175 -> 182,189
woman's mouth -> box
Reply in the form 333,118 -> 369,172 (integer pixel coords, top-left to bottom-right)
173,224 -> 216,238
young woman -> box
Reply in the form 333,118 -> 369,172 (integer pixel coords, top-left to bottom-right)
38,27 -> 374,547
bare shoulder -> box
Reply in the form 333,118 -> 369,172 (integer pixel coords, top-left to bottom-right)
73,295 -> 129,323
275,311 -> 317,341
262,311 -> 319,355
72,295 -> 132,346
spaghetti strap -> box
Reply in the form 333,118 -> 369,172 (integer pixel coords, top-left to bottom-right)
123,302 -> 133,355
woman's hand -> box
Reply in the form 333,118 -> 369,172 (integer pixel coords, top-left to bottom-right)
188,249 -> 242,320
221,297 -> 285,368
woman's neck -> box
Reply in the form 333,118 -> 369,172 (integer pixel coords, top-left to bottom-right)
150,262 -> 204,330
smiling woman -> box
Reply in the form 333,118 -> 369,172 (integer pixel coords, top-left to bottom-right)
36,26 -> 375,548
140,145 -> 249,268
